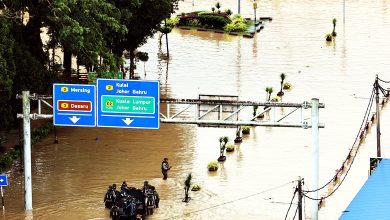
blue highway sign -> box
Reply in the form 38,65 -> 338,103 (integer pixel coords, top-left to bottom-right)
97,79 -> 160,129
0,175 -> 8,186
53,84 -> 96,127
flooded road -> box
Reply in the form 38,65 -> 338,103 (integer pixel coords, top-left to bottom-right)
3,0 -> 390,219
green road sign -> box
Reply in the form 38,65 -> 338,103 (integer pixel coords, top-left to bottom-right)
101,95 -> 155,114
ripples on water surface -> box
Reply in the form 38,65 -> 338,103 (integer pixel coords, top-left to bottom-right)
3,0 -> 390,219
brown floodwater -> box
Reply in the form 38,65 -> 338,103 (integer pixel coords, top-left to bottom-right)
2,0 -> 390,219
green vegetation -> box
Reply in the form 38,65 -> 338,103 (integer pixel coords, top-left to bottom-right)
199,15 -> 230,29
283,82 -> 292,90
183,173 -> 192,202
325,33 -> 333,41
271,96 -> 281,102
265,87 -> 274,101
253,105 -> 258,117
224,15 -> 248,33
0,1 -> 178,130
191,184 -> 201,191
207,161 -> 219,171
219,136 -> 229,158
31,122 -> 54,145
0,122 -> 54,172
277,73 -> 286,97
226,144 -> 235,152
177,4 -> 253,34
332,18 -> 337,37
0,145 -> 20,172
241,126 -> 251,135
215,2 -> 221,13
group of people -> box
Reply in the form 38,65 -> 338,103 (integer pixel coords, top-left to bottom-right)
103,157 -> 171,219
104,181 -> 159,220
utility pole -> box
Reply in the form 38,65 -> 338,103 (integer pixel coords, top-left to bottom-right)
22,91 -> 32,211
311,98 -> 319,220
297,176 -> 303,220
375,75 -> 381,157
17,92 -> 53,211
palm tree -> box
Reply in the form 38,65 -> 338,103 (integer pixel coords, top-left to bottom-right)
266,87 -> 273,101
183,173 -> 192,202
211,7 -> 215,13
253,105 -> 258,117
219,136 -> 229,158
332,18 -> 337,36
136,52 -> 149,75
225,9 -> 233,16
215,2 -> 221,13
277,73 -> 286,97
234,126 -> 242,143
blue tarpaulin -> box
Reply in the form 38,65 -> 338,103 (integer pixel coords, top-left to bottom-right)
339,158 -> 390,219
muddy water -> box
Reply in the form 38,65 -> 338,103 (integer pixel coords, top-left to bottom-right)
3,0 -> 390,219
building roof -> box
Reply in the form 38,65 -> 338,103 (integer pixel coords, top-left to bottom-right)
339,158 -> 390,219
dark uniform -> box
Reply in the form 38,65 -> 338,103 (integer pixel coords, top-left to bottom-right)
161,158 -> 170,180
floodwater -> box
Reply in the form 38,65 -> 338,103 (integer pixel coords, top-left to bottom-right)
3,0 -> 390,219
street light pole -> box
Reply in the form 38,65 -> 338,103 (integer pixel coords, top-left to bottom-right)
343,0 -> 345,24
253,0 -> 258,32
238,0 -> 241,14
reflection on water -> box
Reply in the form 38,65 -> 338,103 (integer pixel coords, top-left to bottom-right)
3,0 -> 390,219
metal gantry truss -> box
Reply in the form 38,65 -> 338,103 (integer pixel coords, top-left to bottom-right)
16,93 -> 325,129
160,97 -> 325,128
16,91 -> 325,214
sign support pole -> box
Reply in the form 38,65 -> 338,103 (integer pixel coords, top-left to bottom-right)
22,91 -> 33,211
1,186 -> 4,210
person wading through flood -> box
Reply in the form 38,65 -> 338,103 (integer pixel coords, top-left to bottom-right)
161,158 -> 171,180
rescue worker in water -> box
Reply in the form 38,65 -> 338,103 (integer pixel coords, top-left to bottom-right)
161,158 -> 171,180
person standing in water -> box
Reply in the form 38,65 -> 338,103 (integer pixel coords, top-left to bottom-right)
161,158 -> 171,180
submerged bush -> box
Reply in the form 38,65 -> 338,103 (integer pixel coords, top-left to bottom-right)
283,82 -> 292,90
199,15 -> 230,29
224,15 -> 247,32
207,161 -> 219,170
325,33 -> 333,41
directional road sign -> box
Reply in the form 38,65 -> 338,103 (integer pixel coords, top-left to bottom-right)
53,84 -> 96,127
97,79 -> 159,129
0,175 -> 7,186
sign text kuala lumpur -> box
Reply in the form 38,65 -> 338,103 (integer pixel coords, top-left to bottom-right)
97,79 -> 160,129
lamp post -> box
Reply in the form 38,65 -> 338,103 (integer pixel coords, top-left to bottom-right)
253,0 -> 258,32
238,0 -> 241,14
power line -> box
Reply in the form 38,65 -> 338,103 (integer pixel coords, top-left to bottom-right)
303,87 -> 376,199
284,187 -> 298,220
378,77 -> 390,83
293,204 -> 299,220
167,180 -> 295,219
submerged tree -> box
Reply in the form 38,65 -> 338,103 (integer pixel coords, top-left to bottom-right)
218,136 -> 229,161
332,18 -> 337,37
0,0 -> 179,128
277,73 -> 286,97
265,87 -> 273,101
215,2 -> 221,13
122,0 -> 172,78
0,17 -> 15,130
183,173 -> 192,202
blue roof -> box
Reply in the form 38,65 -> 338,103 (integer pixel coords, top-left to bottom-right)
339,158 -> 390,220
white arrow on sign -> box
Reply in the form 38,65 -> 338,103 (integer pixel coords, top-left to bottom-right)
0,179 -> 3,182
122,118 -> 134,125
69,116 -> 81,124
